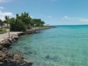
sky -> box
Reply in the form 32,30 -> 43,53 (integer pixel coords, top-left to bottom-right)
0,0 -> 88,25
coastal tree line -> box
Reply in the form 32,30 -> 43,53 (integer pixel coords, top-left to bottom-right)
0,12 -> 45,31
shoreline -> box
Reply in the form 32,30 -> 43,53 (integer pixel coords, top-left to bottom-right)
0,32 -> 33,66
0,26 -> 55,66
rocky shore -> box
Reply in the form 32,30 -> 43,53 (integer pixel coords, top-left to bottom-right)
0,26 -> 55,66
0,32 -> 33,66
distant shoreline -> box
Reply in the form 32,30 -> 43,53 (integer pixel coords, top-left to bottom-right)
54,24 -> 88,26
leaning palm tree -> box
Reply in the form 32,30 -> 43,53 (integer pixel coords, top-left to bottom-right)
5,16 -> 9,28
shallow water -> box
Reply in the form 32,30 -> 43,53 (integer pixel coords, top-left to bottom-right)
10,25 -> 88,66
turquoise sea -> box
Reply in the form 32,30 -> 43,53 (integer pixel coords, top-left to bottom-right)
10,25 -> 88,66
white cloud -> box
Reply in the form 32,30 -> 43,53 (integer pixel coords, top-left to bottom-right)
48,16 -> 52,18
79,18 -> 88,22
0,7 -> 4,10
0,11 -> 14,20
62,16 -> 71,20
62,16 -> 88,22
0,0 -> 12,3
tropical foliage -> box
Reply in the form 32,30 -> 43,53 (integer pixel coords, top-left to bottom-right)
0,12 -> 45,31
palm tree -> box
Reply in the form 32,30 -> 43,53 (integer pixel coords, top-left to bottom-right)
0,19 -> 3,29
16,14 -> 19,19
5,16 -> 9,28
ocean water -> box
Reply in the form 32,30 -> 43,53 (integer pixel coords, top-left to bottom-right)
10,25 -> 88,66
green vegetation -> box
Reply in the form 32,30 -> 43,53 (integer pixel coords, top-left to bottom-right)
0,12 -> 45,32
0,19 -> 3,29
5,12 -> 45,31
0,28 -> 7,34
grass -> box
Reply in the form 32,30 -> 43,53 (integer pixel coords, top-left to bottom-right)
0,28 -> 7,34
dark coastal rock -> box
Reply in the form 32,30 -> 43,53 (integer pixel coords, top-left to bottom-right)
0,47 -> 32,65
0,45 -> 3,50
12,53 -> 24,62
0,39 -> 11,47
0,50 -> 33,66
0,50 -> 10,65
13,36 -> 18,40
25,29 -> 41,34
18,26 -> 55,35
1,61 -> 33,66
18,33 -> 25,36
11,35 -> 19,41
0,35 -> 19,48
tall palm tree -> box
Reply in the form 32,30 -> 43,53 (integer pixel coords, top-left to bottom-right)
5,16 -> 9,28
0,19 -> 3,29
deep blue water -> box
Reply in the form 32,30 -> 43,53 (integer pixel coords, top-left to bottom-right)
10,25 -> 88,66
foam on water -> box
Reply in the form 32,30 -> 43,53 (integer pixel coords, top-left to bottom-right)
10,25 -> 88,66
